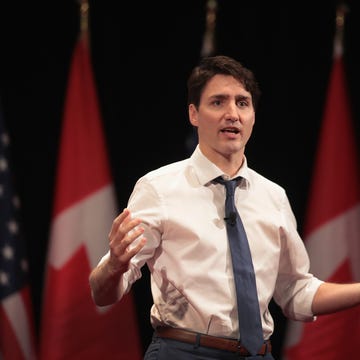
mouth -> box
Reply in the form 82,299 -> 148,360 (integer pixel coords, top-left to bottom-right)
220,127 -> 240,134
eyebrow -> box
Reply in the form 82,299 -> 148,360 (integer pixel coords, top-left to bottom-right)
236,95 -> 251,101
209,94 -> 251,102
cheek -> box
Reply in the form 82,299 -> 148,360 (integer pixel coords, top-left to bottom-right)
243,118 -> 255,139
197,120 -> 216,140
250,117 -> 255,129
247,122 -> 255,135
245,114 -> 255,130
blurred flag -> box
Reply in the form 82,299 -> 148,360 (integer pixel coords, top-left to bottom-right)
0,104 -> 37,359
39,17 -> 142,360
283,6 -> 360,359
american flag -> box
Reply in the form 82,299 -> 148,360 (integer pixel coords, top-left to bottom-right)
0,105 -> 37,360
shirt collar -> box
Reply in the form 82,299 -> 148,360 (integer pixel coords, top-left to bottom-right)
190,145 -> 251,188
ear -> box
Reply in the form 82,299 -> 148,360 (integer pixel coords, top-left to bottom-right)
188,104 -> 199,127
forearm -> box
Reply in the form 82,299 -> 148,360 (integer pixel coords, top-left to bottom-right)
89,258 -> 123,306
312,282 -> 360,315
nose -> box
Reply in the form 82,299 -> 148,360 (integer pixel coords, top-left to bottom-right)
224,102 -> 239,123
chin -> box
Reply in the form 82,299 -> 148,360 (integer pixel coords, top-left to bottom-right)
223,143 -> 243,154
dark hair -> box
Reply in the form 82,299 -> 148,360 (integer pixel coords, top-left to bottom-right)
187,55 -> 261,110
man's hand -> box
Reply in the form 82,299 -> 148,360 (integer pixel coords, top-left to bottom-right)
107,208 -> 147,275
89,208 -> 146,306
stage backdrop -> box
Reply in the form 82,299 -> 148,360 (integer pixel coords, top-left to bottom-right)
1,1 -> 359,359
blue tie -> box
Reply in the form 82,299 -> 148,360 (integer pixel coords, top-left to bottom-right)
215,176 -> 264,356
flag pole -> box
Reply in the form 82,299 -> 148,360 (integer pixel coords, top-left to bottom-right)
79,0 -> 90,45
333,2 -> 348,58
201,0 -> 218,57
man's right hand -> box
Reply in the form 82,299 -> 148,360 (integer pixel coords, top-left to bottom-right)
88,208 -> 146,306
107,208 -> 147,275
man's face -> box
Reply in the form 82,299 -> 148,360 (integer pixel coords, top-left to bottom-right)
189,74 -> 255,163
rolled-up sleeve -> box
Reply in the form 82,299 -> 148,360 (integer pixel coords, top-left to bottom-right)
273,193 -> 323,321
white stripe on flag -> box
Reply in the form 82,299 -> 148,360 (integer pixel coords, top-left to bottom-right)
3,292 -> 36,360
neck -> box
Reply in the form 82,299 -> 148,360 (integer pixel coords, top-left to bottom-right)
220,160 -> 244,178
199,145 -> 245,177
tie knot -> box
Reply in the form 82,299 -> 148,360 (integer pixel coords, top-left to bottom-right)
214,176 -> 241,196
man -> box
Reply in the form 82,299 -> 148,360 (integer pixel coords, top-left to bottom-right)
89,55 -> 360,359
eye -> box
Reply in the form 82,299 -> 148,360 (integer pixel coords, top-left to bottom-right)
211,99 -> 222,107
237,99 -> 249,108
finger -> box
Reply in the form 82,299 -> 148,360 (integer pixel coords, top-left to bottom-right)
110,215 -> 145,255
111,217 -> 144,249
124,235 -> 147,259
108,208 -> 132,240
112,229 -> 146,264
116,224 -> 145,254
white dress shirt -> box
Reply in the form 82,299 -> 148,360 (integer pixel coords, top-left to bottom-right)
99,145 -> 323,341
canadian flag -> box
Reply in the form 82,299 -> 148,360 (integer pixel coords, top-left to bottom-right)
283,30 -> 360,360
39,34 -> 142,359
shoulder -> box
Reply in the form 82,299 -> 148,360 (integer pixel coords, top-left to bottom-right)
133,158 -> 192,193
142,158 -> 190,181
247,167 -> 285,193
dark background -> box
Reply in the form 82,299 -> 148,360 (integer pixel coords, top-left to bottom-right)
1,1 -> 359,359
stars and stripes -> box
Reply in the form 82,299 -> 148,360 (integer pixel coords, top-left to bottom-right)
0,105 -> 37,360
